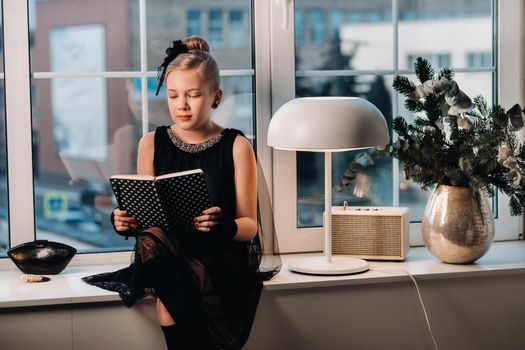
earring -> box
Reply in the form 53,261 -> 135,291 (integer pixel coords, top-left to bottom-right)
212,101 -> 219,108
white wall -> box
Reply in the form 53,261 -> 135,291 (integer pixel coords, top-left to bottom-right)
1,273 -> 524,350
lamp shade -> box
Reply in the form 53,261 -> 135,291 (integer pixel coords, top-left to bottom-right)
268,97 -> 389,152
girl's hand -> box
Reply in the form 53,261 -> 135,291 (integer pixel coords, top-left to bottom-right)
194,206 -> 223,232
113,208 -> 138,232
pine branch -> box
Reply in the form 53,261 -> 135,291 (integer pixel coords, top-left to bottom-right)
473,95 -> 488,116
423,94 -> 442,123
509,195 -> 522,216
392,117 -> 410,137
414,57 -> 435,84
437,67 -> 454,81
491,105 -> 508,129
389,58 -> 525,216
404,99 -> 425,113
393,76 -> 416,97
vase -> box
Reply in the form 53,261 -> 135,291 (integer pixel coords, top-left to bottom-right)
421,185 -> 495,264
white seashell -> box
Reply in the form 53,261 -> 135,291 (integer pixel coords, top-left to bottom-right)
20,274 -> 51,283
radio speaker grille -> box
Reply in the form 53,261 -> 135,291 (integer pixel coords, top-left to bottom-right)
332,215 -> 402,256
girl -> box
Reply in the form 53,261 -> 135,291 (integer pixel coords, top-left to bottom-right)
83,36 -> 277,349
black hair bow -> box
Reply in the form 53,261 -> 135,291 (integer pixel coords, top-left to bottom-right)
155,40 -> 189,96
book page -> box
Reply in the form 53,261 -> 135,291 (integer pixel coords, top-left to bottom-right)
110,174 -> 155,181
155,168 -> 203,181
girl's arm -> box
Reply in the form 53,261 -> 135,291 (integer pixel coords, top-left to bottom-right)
231,135 -> 258,241
137,131 -> 155,176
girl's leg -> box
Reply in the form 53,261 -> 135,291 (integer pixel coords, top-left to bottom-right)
136,229 -> 215,349
160,324 -> 192,350
157,298 -> 175,326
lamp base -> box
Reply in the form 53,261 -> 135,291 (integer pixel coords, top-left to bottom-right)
288,256 -> 369,275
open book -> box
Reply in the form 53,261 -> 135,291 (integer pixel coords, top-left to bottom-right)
109,168 -> 212,232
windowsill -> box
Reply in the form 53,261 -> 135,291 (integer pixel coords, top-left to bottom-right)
265,240 -> 525,290
0,240 -> 524,309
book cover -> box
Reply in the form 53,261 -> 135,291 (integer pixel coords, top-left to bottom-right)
109,169 -> 212,232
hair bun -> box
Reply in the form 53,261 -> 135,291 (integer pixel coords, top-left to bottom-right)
183,36 -> 210,53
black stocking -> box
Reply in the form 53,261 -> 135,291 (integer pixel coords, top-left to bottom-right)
136,231 -> 217,350
161,324 -> 193,350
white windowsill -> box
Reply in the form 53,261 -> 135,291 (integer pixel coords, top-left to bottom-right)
0,240 -> 524,309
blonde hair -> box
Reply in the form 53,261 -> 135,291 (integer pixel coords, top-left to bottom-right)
164,36 -> 220,92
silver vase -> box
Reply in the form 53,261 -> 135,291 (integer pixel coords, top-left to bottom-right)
422,185 -> 495,264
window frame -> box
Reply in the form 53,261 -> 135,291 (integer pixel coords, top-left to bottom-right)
0,0 -> 264,266
0,0 -> 522,266
270,0 -> 524,253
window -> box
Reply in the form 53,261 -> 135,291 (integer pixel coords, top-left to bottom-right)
271,0 -> 518,253
20,0 -> 254,256
187,9 -> 202,37
0,1 -> 7,257
406,53 -> 451,70
209,9 -> 223,48
295,10 -> 306,47
348,11 -> 365,24
229,10 -> 244,48
310,10 -> 325,46
467,51 -> 492,68
329,11 -> 344,39
0,0 -> 520,263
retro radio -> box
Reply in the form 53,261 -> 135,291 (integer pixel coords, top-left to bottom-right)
331,204 -> 410,261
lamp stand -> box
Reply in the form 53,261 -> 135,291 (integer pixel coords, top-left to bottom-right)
288,152 -> 369,275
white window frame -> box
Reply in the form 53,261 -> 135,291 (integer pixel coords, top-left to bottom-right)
269,0 -> 524,253
0,0 -> 522,266
1,0 -> 269,267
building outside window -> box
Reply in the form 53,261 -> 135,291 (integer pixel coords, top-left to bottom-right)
329,11 -> 344,39
406,53 -> 451,70
229,10 -> 244,48
295,9 -> 306,47
208,9 -> 223,48
467,51 -> 492,68
310,10 -> 325,46
187,9 -> 202,37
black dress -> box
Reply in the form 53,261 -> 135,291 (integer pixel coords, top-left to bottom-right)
82,125 -> 280,349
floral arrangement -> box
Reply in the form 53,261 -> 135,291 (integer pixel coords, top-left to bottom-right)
390,57 -> 525,215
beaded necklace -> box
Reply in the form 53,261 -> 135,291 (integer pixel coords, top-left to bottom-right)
167,127 -> 224,153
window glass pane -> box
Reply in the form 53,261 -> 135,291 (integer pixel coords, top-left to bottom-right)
0,1 -> 7,257
187,9 -> 202,37
329,11 -> 344,40
398,0 -> 492,70
28,0 -> 253,253
229,10 -> 244,48
295,75 -> 394,228
295,0 -> 393,71
29,0 -> 137,72
466,51 -> 492,68
295,10 -> 306,47
32,77 -> 140,252
146,1 -> 252,70
397,72 -> 494,222
208,9 -> 224,48
310,10 -> 325,46
151,76 -> 254,139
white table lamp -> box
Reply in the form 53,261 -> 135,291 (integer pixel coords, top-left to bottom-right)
268,97 -> 390,275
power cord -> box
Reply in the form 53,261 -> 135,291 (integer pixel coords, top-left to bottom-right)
372,266 -> 439,350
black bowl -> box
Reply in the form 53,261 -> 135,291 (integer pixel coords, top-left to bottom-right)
7,240 -> 77,275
